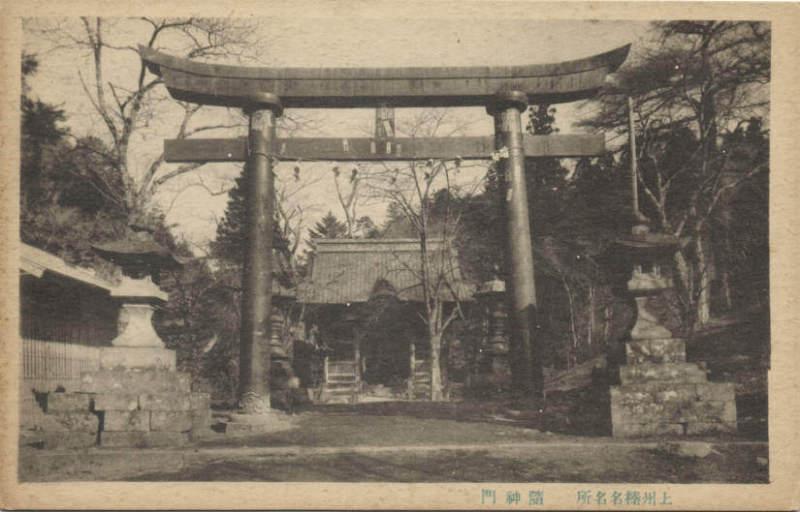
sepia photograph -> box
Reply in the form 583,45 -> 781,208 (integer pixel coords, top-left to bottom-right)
1,2 -> 797,509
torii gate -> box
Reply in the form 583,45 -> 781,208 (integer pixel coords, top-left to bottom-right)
140,44 -> 629,414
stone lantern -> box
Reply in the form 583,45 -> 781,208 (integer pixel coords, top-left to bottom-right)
608,225 -> 737,437
269,279 -> 297,388
473,278 -> 511,391
613,229 -> 681,342
92,226 -> 182,370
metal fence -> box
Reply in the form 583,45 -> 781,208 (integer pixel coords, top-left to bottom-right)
21,338 -> 101,393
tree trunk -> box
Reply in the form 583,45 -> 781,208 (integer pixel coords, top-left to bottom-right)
429,331 -> 444,401
673,249 -> 695,330
408,340 -> 416,398
696,231 -> 712,327
561,276 -> 579,368
587,284 -> 595,347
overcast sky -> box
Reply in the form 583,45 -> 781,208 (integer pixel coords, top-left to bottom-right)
23,17 -> 652,254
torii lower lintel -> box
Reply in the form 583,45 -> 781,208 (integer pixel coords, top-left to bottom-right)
163,134 -> 605,163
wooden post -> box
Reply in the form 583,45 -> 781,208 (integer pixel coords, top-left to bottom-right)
488,91 -> 542,399
628,96 -> 640,220
353,328 -> 362,394
238,93 -> 282,414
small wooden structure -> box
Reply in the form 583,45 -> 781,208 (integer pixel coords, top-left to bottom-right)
299,239 -> 473,402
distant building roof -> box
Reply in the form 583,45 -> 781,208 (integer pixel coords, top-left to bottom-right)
20,243 -> 116,292
299,238 -> 474,304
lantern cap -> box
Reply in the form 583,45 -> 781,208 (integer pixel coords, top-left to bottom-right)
475,278 -> 505,298
93,226 -> 181,268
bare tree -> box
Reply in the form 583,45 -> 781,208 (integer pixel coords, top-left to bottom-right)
582,21 -> 770,330
331,164 -> 367,238
367,154 -> 486,400
27,17 -> 265,222
274,164 -> 325,276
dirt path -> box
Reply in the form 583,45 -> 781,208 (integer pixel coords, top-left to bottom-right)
20,440 -> 768,483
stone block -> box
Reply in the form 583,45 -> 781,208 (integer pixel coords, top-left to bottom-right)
612,384 -> 699,407
695,382 -> 736,401
80,369 -> 191,394
685,421 -> 737,435
677,400 -> 727,423
190,392 -> 211,411
652,386 -> 700,404
99,346 -> 176,370
38,431 -> 97,449
614,400 -> 683,425
100,431 -> 189,448
150,411 -> 193,432
99,431 -> 148,448
93,393 -> 139,412
46,392 -> 93,413
619,363 -> 708,385
143,431 -> 190,447
191,409 -> 213,432
103,410 -> 150,432
613,422 -> 684,437
41,412 -> 100,433
626,339 -> 686,365
139,392 -> 192,411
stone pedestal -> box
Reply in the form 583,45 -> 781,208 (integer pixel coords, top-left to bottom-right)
224,410 -> 294,435
611,231 -> 736,437
609,254 -> 737,437
611,337 -> 737,437
25,273 -> 214,449
99,346 -> 176,370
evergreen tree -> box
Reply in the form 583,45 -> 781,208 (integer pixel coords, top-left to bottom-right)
306,211 -> 348,243
211,170 -> 292,272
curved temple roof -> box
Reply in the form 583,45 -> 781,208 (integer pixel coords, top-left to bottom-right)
140,44 -> 630,109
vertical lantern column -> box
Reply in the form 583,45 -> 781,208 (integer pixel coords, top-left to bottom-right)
488,91 -> 542,399
239,93 -> 283,415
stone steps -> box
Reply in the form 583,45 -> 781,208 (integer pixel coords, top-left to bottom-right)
412,359 -> 432,400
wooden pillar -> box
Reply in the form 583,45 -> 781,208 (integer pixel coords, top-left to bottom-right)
488,91 -> 543,399
238,93 -> 282,414
353,328 -> 362,391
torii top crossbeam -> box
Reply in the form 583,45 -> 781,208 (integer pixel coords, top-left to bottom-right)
140,44 -> 629,109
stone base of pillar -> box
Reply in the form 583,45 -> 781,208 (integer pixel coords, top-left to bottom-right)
99,346 -> 176,371
224,410 -> 295,435
470,350 -> 512,394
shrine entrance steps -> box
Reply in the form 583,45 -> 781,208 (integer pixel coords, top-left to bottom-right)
410,359 -> 432,400
320,360 -> 359,404
317,358 -> 436,403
